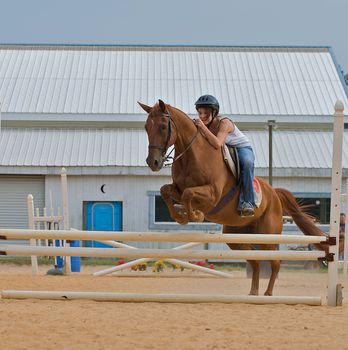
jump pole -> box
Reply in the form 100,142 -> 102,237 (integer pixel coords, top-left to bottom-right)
0,245 -> 326,260
327,101 -> 344,306
0,290 -> 322,306
0,230 -> 328,245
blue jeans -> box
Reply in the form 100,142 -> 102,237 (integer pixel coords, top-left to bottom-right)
236,146 -> 255,209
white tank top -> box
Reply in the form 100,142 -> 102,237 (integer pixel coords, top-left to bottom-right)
222,119 -> 251,148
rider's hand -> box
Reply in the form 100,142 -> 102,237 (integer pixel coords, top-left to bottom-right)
193,118 -> 204,129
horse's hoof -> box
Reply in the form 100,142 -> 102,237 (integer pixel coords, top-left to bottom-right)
248,291 -> 258,296
173,204 -> 187,216
175,216 -> 189,225
190,210 -> 204,222
264,292 -> 273,296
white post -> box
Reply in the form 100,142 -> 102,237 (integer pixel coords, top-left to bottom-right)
49,190 -> 54,246
35,208 -> 41,246
57,207 -> 61,228
61,168 -> 71,274
27,194 -> 39,275
328,101 -> 344,306
344,179 -> 348,275
61,168 -> 70,232
43,207 -> 49,247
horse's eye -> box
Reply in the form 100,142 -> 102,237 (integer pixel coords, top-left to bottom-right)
160,125 -> 166,131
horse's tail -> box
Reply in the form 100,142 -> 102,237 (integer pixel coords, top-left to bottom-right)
275,188 -> 343,254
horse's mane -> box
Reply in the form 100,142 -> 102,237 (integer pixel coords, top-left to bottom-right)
167,104 -> 194,123
166,103 -> 216,149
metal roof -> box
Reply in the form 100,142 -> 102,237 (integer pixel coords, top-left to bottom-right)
0,45 -> 347,116
0,128 -> 147,167
0,128 -> 347,171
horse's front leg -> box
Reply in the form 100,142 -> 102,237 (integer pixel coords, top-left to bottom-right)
181,185 -> 216,222
160,184 -> 189,225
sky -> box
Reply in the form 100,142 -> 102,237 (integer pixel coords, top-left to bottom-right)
0,0 -> 347,73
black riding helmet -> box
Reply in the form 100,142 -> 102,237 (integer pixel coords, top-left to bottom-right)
195,94 -> 220,116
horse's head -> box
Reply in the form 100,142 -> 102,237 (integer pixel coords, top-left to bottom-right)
138,99 -> 175,171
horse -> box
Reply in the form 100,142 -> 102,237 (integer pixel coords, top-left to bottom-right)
139,99 -> 339,296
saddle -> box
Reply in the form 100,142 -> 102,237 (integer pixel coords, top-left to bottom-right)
221,145 -> 262,208
222,145 -> 240,180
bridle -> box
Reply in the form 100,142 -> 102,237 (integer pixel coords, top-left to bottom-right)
148,112 -> 173,156
147,110 -> 199,164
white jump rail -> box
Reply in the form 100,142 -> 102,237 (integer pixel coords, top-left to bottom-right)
0,229 -> 329,245
0,245 -> 326,260
0,290 -> 322,306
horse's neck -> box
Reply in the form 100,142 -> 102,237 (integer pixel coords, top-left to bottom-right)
170,106 -> 236,188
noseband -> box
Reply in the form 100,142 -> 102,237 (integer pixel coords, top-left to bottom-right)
147,110 -> 199,163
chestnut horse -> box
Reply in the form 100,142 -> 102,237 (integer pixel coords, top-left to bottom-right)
139,99 -> 335,296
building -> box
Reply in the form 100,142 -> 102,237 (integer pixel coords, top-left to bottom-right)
0,44 -> 347,233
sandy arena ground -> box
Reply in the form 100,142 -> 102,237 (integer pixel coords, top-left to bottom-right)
1,264 -> 348,350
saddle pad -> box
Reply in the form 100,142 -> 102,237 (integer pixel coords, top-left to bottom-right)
253,178 -> 262,208
222,145 -> 238,178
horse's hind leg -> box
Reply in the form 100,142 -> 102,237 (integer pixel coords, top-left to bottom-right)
257,198 -> 283,296
266,261 -> 280,296
262,245 -> 281,296
227,244 -> 260,295
247,259 -> 260,295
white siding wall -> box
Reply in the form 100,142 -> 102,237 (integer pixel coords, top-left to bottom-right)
44,174 -> 348,233
272,177 -> 348,194
45,174 -> 171,232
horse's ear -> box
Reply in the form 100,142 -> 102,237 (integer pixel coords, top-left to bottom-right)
158,99 -> 166,113
138,101 -> 152,114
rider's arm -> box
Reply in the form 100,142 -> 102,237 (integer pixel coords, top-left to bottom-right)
196,118 -> 234,149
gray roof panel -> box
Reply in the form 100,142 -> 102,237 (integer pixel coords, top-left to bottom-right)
0,128 -> 347,169
0,45 -> 347,116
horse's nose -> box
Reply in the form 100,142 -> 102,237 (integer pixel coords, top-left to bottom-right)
146,156 -> 161,171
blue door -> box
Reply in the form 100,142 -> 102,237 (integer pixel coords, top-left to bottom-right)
85,202 -> 122,248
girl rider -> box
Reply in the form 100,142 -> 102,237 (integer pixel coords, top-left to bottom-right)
193,94 -> 255,217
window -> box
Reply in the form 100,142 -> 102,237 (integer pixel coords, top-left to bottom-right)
155,196 -> 175,222
294,196 -> 330,224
